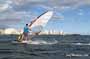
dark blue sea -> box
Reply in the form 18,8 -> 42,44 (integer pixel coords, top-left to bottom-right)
0,35 -> 90,59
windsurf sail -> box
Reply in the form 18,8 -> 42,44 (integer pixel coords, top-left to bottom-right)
29,11 -> 53,30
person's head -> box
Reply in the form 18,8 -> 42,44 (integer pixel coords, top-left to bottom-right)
26,24 -> 28,26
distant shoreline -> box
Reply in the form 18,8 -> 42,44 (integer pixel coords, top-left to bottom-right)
0,34 -> 89,36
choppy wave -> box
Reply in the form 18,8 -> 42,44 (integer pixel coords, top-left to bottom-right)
71,43 -> 90,45
1,35 -> 90,59
66,53 -> 88,57
21,38 -> 58,45
27,40 -> 58,45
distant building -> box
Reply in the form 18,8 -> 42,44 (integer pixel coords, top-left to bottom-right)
39,30 -> 49,35
39,30 -> 64,35
4,28 -> 20,34
48,30 -> 64,35
0,29 -> 4,34
59,30 -> 64,35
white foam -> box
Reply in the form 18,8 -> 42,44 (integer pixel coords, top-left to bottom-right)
72,43 -> 90,45
66,54 -> 88,57
22,39 -> 58,45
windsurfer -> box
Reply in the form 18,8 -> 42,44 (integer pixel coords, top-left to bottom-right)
23,24 -> 31,41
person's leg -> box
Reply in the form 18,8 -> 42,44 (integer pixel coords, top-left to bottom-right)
23,32 -> 27,41
25,33 -> 29,41
25,35 -> 28,41
27,33 -> 30,41
28,34 -> 32,42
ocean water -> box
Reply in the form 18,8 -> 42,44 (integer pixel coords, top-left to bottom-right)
0,35 -> 90,59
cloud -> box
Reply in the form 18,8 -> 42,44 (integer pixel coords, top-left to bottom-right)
1,0 -> 90,12
53,16 -> 64,20
11,0 -> 45,6
8,0 -> 90,12
0,0 -> 90,27
0,11 -> 39,25
52,11 -> 64,20
0,0 -> 12,12
0,25 -> 10,29
78,12 -> 84,16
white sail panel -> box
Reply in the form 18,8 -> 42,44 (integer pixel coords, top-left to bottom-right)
30,11 -> 53,28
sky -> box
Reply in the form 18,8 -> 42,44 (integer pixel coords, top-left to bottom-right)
0,0 -> 90,34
